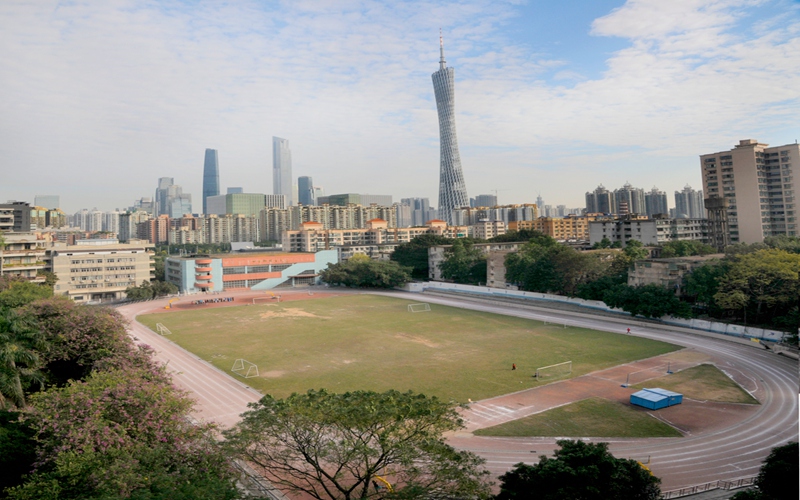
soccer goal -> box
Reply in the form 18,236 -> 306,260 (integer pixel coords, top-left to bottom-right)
252,297 -> 274,305
535,360 -> 572,380
231,359 -> 259,378
407,303 -> 431,313
155,323 -> 172,336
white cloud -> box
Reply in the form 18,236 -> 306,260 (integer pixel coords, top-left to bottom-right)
0,0 -> 798,212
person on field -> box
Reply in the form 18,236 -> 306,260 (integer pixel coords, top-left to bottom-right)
512,363 -> 516,370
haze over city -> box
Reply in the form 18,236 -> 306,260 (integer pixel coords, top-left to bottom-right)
2,0 -> 798,213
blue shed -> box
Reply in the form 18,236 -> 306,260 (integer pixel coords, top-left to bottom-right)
630,388 -> 683,410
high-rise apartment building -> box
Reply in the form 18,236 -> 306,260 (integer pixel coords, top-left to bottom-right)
273,137 -> 293,206
674,185 -> 705,219
645,187 -> 669,216
432,34 -> 469,225
585,185 -> 616,214
700,139 -> 799,243
298,176 -> 315,206
202,148 -> 220,215
614,183 -> 646,215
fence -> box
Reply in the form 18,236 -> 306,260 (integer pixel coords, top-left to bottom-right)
661,476 -> 756,499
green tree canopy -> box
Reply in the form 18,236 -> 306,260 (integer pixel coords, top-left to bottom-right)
495,439 -> 661,500
223,389 -> 492,500
488,229 -> 548,243
321,258 -> 412,288
390,234 -> 454,279
0,277 -> 53,311
731,442 -> 798,500
0,311 -> 46,409
659,240 -> 716,258
602,284 -> 692,319
714,249 -> 800,325
439,239 -> 487,285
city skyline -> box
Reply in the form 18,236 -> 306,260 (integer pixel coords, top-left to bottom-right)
1,1 -> 798,213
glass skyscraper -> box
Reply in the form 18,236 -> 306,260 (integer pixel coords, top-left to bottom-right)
273,137 -> 293,206
202,148 -> 220,215
298,176 -> 315,206
432,34 -> 469,225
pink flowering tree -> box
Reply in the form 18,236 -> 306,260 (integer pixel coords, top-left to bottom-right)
8,367 -> 238,499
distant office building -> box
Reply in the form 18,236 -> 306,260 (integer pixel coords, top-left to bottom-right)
313,186 -> 324,202
206,193 -> 285,217
452,204 -> 538,226
674,185 -> 705,219
34,195 -> 60,210
474,194 -> 498,207
585,185 -> 616,214
700,139 -> 800,242
361,194 -> 393,206
614,182 -> 646,215
432,34 -> 469,225
202,148 -> 220,215
103,211 -> 121,235
155,177 -> 174,216
399,198 -> 436,227
273,137 -> 293,206
119,211 -> 150,242
154,178 -> 192,218
132,197 -> 155,215
645,186 -> 669,216
227,187 -> 243,194
536,195 -> 544,210
298,176 -> 315,206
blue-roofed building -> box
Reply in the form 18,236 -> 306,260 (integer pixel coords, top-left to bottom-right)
630,388 -> 683,410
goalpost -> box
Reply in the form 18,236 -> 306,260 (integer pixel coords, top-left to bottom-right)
407,303 -> 431,313
155,323 -> 172,336
535,360 -> 572,380
252,297 -> 275,305
231,359 -> 259,378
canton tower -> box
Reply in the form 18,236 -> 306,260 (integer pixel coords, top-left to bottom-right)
432,32 -> 469,225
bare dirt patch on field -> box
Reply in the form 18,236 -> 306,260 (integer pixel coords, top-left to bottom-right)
259,308 -> 327,320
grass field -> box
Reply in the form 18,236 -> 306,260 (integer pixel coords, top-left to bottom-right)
473,397 -> 683,438
138,295 -> 681,402
632,364 -> 759,404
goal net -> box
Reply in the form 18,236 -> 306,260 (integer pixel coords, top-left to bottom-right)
535,361 -> 572,380
407,303 -> 431,313
252,297 -> 275,304
231,359 -> 259,378
155,323 -> 172,336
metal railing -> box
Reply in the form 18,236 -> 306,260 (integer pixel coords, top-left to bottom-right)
661,476 -> 756,499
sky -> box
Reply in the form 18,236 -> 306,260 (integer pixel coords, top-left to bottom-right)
1,0 -> 799,214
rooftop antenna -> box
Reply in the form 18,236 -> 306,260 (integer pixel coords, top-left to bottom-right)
439,28 -> 446,70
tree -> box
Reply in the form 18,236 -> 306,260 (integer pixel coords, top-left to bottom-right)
390,235 -> 454,279
7,368 -> 239,500
731,442 -> 798,500
659,240 -> 716,258
223,389 -> 492,500
488,229 -> 548,243
0,409 -> 37,493
495,439 -> 661,500
439,239 -> 487,285
602,284 -> 692,319
125,280 -> 155,300
321,258 -> 412,288
714,249 -> 800,325
19,298 -> 155,386
0,276 -> 53,311
0,311 -> 45,409
682,260 -> 729,315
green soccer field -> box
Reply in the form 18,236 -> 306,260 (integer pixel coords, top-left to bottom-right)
138,294 -> 680,402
